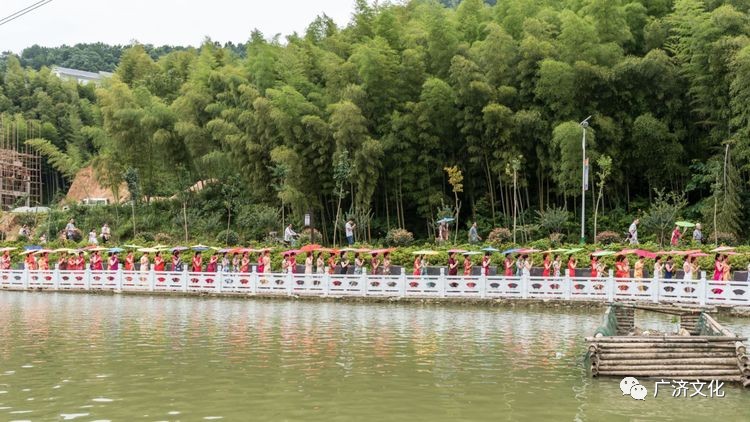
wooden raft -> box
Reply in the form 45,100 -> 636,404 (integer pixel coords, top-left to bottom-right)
586,304 -> 749,386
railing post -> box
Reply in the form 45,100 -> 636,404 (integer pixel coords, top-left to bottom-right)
439,268 -> 446,298
323,271 -> 330,297
606,270 -> 615,302
699,271 -> 707,306
22,268 -> 29,290
181,269 -> 188,293
362,268 -> 368,296
53,268 -> 60,290
286,272 -> 293,296
250,271 -> 257,295
149,269 -> 156,292
562,273 -> 571,300
480,275 -> 487,299
521,274 -> 529,299
651,274 -> 659,304
399,268 -> 406,298
84,268 -> 92,291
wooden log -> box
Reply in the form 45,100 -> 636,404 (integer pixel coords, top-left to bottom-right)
736,342 -> 747,355
599,352 -> 738,360
594,358 -> 738,366
596,364 -> 740,371
596,343 -> 737,349
596,369 -> 741,377
585,336 -> 744,342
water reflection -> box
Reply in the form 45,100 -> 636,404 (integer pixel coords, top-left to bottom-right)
0,292 -> 747,421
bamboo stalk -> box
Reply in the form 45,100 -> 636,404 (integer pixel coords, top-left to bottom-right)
595,343 -> 737,349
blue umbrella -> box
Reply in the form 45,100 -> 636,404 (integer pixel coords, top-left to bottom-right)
24,245 -> 42,251
500,248 -> 520,255
482,246 -> 500,253
436,217 -> 455,224
108,247 -> 124,253
191,244 -> 210,252
172,246 -> 189,252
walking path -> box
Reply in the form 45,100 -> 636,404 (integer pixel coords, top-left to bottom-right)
2,269 -> 749,308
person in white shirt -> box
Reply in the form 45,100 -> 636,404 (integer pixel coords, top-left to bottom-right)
65,219 -> 77,240
100,223 -> 111,244
628,219 -> 639,245
345,219 -> 356,245
88,230 -> 98,245
284,224 -> 298,245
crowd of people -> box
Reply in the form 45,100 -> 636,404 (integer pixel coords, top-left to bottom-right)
1,244 -> 743,283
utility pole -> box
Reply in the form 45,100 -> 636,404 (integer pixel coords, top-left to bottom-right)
580,116 -> 592,244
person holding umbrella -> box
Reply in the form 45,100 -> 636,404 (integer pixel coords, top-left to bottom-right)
670,225 -> 683,246
171,250 -> 183,272
75,251 -> 85,270
316,252 -> 325,274
413,254 -> 423,276
91,250 -> 104,271
37,251 -> 49,271
1,249 -> 12,270
154,251 -> 165,272
206,252 -> 218,272
463,253 -> 473,276
712,254 -> 723,281
481,252 -> 491,277
567,255 -> 577,278
448,252 -> 458,276
108,252 -> 120,271
191,251 -> 203,272
240,252 -> 250,273
370,252 -> 381,275
262,250 -> 272,274
125,250 -> 135,271
503,253 -> 513,277
140,250 -> 151,272
683,256 -> 694,281
327,251 -> 338,275
382,252 -> 392,276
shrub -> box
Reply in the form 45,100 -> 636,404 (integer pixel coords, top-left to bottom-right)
216,229 -> 240,246
549,232 -> 564,246
136,231 -> 155,242
709,232 -> 738,246
155,232 -> 173,244
596,231 -> 621,245
385,228 -> 414,246
487,227 -> 512,245
297,228 -> 322,245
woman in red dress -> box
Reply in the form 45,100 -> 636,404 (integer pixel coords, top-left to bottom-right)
463,254 -> 472,276
124,251 -> 135,271
240,252 -> 250,273
328,252 -> 337,274
75,252 -> 85,270
107,252 -> 119,271
482,253 -> 491,276
24,253 -> 37,270
1,250 -> 11,270
256,252 -> 264,273
91,251 -> 103,271
153,251 -> 166,272
567,256 -> 577,278
191,252 -> 203,272
206,253 -> 218,272
542,253 -> 551,278
413,255 -> 422,276
38,252 -> 49,271
503,253 -> 513,277
590,256 -> 598,278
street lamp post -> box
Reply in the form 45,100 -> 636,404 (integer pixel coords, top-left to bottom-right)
580,116 -> 592,244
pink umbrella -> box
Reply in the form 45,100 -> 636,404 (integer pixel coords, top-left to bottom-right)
636,250 -> 657,259
689,252 -> 709,257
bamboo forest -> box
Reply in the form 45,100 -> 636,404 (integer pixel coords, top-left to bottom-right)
2,0 -> 750,247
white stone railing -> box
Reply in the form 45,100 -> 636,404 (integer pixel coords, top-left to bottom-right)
1,269 -> 749,307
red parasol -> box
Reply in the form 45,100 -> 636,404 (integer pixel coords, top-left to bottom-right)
299,244 -> 323,253
636,250 -> 657,259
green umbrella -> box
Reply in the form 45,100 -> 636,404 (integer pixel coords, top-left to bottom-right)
675,221 -> 695,228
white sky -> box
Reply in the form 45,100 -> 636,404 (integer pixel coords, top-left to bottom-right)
0,0 -> 356,53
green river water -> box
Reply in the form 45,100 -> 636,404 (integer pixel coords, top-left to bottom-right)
0,292 -> 747,421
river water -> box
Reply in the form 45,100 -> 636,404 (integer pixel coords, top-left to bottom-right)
0,292 -> 747,421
